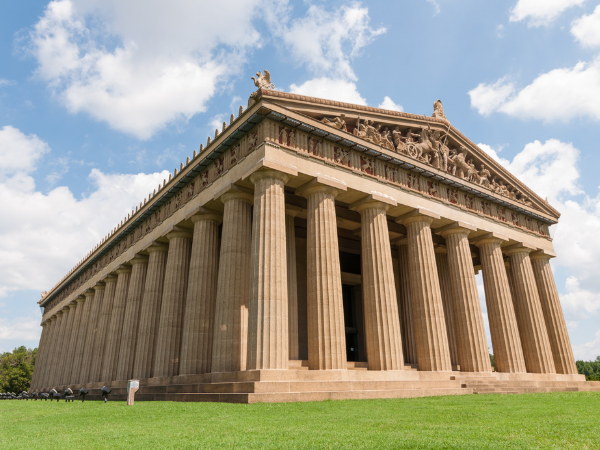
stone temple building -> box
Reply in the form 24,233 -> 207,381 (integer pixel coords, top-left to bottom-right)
30,73 -> 599,402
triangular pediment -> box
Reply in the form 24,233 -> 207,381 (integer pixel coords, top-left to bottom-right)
255,88 -> 559,223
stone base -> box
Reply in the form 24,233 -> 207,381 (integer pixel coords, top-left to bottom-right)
34,361 -> 599,403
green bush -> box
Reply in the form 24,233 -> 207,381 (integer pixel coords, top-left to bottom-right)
576,356 -> 600,381
0,346 -> 37,393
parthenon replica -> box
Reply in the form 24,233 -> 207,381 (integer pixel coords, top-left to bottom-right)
30,72 -> 599,402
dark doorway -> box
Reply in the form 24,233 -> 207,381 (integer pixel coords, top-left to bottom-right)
342,284 -> 364,362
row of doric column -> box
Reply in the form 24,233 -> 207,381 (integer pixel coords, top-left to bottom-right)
31,172 -> 577,391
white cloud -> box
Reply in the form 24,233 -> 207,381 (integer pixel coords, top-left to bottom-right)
510,0 -> 587,27
275,4 -> 385,82
0,126 -> 51,176
468,78 -> 515,116
426,0 -> 441,15
0,126 -> 169,298
0,309 -> 43,352
27,0 -> 265,140
378,96 -> 404,112
571,5 -> 600,48
573,329 -> 600,360
469,56 -> 600,122
289,78 -> 367,105
0,79 -> 16,87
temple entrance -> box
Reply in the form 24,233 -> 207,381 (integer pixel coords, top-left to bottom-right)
342,284 -> 360,362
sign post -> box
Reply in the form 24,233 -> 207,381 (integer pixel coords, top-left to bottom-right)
126,380 -> 139,406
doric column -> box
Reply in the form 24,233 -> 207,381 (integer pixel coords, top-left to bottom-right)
399,210 -> 452,372
70,289 -> 94,384
439,224 -> 492,373
179,210 -> 221,375
46,308 -> 67,389
153,228 -> 193,378
397,241 -> 418,365
36,315 -> 56,390
133,244 -> 168,380
434,246 -> 459,367
286,206 -> 301,361
79,282 -> 105,384
505,244 -> 555,374
31,320 -> 50,390
351,195 -> 404,370
530,251 -> 577,374
116,256 -> 149,381
90,275 -> 118,382
211,188 -> 253,373
64,295 -> 86,384
297,179 -> 347,370
472,235 -> 526,373
58,301 -> 77,385
101,265 -> 132,382
247,170 -> 290,370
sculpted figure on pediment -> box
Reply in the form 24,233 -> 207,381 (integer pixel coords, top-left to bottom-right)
432,99 -> 446,120
381,127 -> 395,150
479,164 -> 491,188
392,126 -> 407,153
467,159 -> 481,184
449,147 -> 471,179
321,113 -> 347,131
251,70 -> 274,90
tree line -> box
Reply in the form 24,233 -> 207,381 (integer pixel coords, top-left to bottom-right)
0,346 -> 37,393
576,356 -> 600,381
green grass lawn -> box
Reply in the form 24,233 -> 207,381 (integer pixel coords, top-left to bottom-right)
1,392 -> 599,449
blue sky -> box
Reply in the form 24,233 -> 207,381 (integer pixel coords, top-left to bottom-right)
1,0 -> 600,360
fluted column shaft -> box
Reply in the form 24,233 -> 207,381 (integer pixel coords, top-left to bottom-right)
286,208 -> 300,361
397,242 -> 417,365
180,212 -> 221,375
302,185 -> 346,370
116,257 -> 148,381
247,170 -> 290,370
58,303 -> 77,385
133,244 -> 168,380
65,296 -> 86,384
46,311 -> 64,387
212,191 -> 253,373
90,275 -> 118,382
101,266 -> 132,382
403,214 -> 452,372
80,283 -> 105,384
441,228 -> 491,373
531,254 -> 577,374
506,247 -> 555,374
355,200 -> 404,370
31,321 -> 49,389
475,238 -> 526,373
153,230 -> 193,378
434,247 -> 459,366
37,317 -> 55,389
70,290 -> 94,384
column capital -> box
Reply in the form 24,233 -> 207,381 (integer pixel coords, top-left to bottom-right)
349,193 -> 397,214
93,281 -> 106,290
164,225 -> 193,240
242,156 -> 298,181
249,168 -> 290,185
530,249 -> 556,261
75,294 -> 86,304
84,289 -> 95,298
145,242 -> 169,254
129,254 -> 149,265
396,207 -> 440,226
185,206 -> 222,224
285,204 -> 303,217
503,242 -> 537,256
434,221 -> 477,237
470,232 -> 509,248
295,175 -> 347,198
115,264 -> 133,274
214,183 -> 254,204
434,244 -> 447,254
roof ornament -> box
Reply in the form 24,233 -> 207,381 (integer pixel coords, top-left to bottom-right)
251,70 -> 274,90
432,99 -> 447,120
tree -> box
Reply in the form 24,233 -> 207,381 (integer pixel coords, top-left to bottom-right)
576,356 -> 600,381
0,346 -> 37,393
